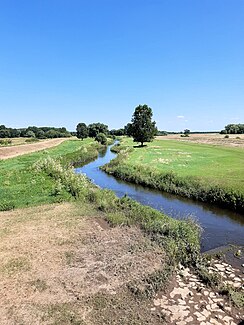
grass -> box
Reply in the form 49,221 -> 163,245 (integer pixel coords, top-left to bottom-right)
0,138 -> 99,209
103,138 -> 244,212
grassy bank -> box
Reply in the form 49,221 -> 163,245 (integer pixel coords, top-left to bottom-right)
0,138 -> 101,210
102,138 -> 244,213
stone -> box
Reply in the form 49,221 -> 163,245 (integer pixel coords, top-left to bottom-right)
153,299 -> 161,307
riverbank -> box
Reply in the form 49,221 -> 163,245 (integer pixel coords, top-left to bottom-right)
102,138 -> 244,213
0,139 -> 243,323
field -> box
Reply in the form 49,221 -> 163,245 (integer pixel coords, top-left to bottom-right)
0,138 -> 69,160
103,136 -> 244,212
156,133 -> 244,148
122,137 -> 244,191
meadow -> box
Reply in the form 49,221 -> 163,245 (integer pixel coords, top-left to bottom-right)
103,137 -> 244,212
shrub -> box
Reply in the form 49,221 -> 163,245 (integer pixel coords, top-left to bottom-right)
95,133 -> 107,145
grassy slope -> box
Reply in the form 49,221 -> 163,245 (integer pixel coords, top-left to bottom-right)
122,138 -> 244,191
0,138 -> 96,209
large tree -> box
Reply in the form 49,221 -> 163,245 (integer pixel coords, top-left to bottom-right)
76,123 -> 88,140
131,104 -> 157,146
88,123 -> 108,138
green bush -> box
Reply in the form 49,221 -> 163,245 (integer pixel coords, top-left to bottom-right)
95,133 -> 107,145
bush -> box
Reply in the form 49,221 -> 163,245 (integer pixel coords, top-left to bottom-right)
0,139 -> 12,146
95,133 -> 107,145
224,135 -> 229,138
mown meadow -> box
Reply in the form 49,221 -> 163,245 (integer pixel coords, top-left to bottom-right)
102,137 -> 244,213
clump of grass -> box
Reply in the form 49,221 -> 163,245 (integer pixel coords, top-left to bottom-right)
0,199 -> 15,211
0,139 -> 12,146
1,257 -> 30,275
42,304 -> 84,325
128,266 -> 173,298
33,157 -> 89,198
30,279 -> 48,292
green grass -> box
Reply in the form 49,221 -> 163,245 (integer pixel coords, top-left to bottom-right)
119,138 -> 244,191
103,138 -> 244,212
0,138 -> 98,209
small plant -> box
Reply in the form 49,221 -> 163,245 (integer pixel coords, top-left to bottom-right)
0,139 -> 12,146
224,134 -> 229,138
0,200 -> 15,211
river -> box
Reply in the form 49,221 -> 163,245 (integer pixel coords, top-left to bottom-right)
75,144 -> 244,252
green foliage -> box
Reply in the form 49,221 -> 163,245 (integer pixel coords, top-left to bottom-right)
0,200 -> 15,211
76,123 -> 88,140
88,123 -> 108,137
95,132 -> 107,145
25,130 -> 36,138
184,129 -> 190,135
130,104 -> 157,146
224,123 -> 244,134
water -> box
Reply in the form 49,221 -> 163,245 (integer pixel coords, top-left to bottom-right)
75,144 -> 244,252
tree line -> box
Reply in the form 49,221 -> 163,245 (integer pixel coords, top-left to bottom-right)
0,125 -> 71,139
220,124 -> 244,134
77,104 -> 158,146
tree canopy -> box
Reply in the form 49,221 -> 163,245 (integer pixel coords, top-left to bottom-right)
76,123 -> 88,140
88,123 -> 108,138
130,104 -> 157,146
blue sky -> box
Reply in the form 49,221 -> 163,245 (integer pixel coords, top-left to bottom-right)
0,0 -> 243,131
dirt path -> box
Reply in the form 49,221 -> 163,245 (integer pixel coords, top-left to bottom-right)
0,138 -> 68,160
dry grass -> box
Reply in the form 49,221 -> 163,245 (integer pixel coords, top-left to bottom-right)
156,133 -> 244,148
0,202 -> 166,324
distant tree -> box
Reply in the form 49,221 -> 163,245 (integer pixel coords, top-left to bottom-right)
0,129 -> 10,138
224,123 -> 244,134
9,128 -> 21,138
130,104 -> 157,146
76,123 -> 88,140
25,130 -> 36,138
124,123 -> 133,137
45,130 -> 59,138
88,123 -> 108,138
110,128 -> 125,136
95,132 -> 107,145
184,129 -> 190,135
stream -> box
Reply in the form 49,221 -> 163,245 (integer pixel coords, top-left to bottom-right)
75,144 -> 244,252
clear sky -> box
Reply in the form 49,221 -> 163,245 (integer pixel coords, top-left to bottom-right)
0,0 -> 243,131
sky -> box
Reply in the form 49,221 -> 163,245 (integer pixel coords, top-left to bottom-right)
0,0 -> 243,132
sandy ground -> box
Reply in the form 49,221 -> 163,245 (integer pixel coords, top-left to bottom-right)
156,133 -> 244,148
0,138 -> 68,160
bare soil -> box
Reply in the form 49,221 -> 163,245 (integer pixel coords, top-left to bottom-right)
0,138 -> 68,160
0,202 -> 166,325
156,133 -> 244,148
